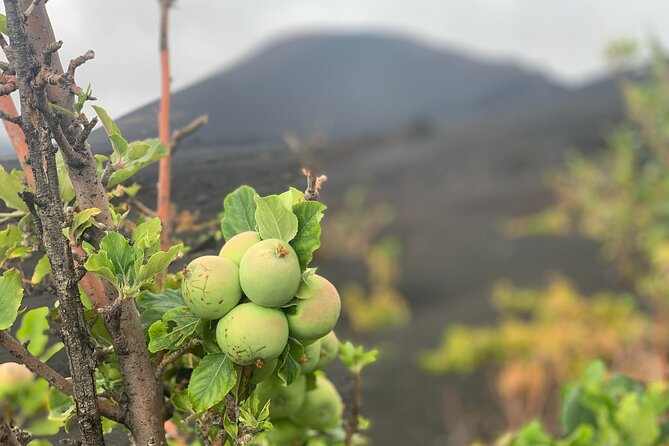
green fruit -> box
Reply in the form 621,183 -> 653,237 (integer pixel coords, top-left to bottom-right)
317,331 -> 339,369
292,376 -> 343,431
239,239 -> 301,307
256,375 -> 306,419
286,275 -> 341,340
259,419 -> 307,446
305,438 -> 329,446
300,340 -> 321,374
219,231 -> 261,265
182,256 -> 242,320
249,358 -> 279,385
216,303 -> 289,365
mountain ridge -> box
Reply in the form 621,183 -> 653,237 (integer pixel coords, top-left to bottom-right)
88,31 -> 572,150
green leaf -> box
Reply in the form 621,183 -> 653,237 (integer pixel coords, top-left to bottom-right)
0,225 -> 27,266
221,185 -> 258,241
223,413 -> 238,439
16,307 -> 49,356
107,139 -> 168,187
84,250 -> 119,288
48,387 -> 75,422
277,339 -> 303,385
148,306 -> 200,352
254,195 -> 298,242
49,102 -> 77,119
132,217 -> 162,256
0,14 -> 7,35
0,165 -> 28,212
137,244 -> 182,285
99,231 -> 138,281
615,393 -> 660,445
92,105 -> 128,157
74,83 -> 92,114
339,341 -> 378,374
56,151 -> 76,203
0,269 -> 23,330
71,207 -> 102,241
31,255 -> 51,286
295,269 -> 317,299
137,288 -> 187,332
279,187 -> 304,209
188,353 -> 237,412
290,201 -> 326,270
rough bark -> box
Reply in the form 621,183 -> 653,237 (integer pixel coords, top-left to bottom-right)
3,3 -> 105,444
4,2 -> 168,444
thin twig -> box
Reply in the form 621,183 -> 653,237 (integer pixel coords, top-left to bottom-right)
130,196 -> 159,218
42,40 -> 62,66
169,114 -> 208,154
67,49 -> 95,78
100,161 -> 114,188
155,339 -> 202,378
344,372 -> 362,446
302,168 -> 328,201
0,110 -> 22,126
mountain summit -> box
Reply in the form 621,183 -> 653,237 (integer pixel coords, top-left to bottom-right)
97,32 -> 564,148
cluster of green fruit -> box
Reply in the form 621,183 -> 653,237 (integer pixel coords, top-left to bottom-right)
182,230 -> 345,438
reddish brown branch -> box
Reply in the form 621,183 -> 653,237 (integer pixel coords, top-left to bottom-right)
157,0 -> 172,251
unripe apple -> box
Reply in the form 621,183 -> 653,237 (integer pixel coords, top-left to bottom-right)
256,374 -> 306,419
255,419 -> 307,446
0,362 -> 33,397
285,275 -> 341,340
239,239 -> 301,307
316,331 -> 339,369
219,231 -> 261,265
249,358 -> 279,385
299,340 -> 321,374
291,375 -> 343,431
182,255 -> 242,320
216,303 -> 289,365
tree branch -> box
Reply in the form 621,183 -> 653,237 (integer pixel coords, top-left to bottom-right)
3,1 -> 106,443
302,168 -> 328,201
155,339 -> 202,378
169,114 -> 208,154
0,331 -> 125,424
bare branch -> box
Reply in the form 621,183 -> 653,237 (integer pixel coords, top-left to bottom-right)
0,110 -> 22,126
302,168 -> 328,201
0,331 -> 125,423
23,0 -> 43,19
155,339 -> 202,378
74,115 -> 97,150
35,95 -> 87,166
100,161 -> 114,188
0,61 -> 14,73
42,39 -> 62,66
170,114 -> 208,154
0,81 -> 18,95
130,196 -> 158,218
67,49 -> 94,77
19,191 -> 43,238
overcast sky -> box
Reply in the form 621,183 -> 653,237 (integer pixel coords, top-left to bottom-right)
2,1 -> 669,120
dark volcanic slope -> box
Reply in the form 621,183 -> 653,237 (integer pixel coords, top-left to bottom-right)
89,32 -> 564,149
1,33 -> 626,445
